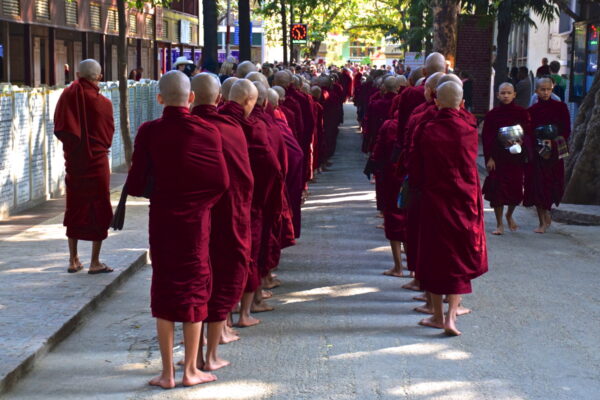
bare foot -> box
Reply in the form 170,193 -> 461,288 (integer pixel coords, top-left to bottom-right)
457,305 -> 472,316
534,224 -> 549,234
492,226 -> 504,235
182,370 -> 217,387
376,224 -> 385,229
444,316 -> 462,336
251,301 -> 274,313
418,316 -> 444,329
506,216 -> 519,231
237,315 -> 261,328
149,374 -> 176,389
383,269 -> 410,278
412,294 -> 427,302
402,280 -> 421,291
261,289 -> 273,299
220,324 -> 240,344
414,304 -> 434,315
203,357 -> 230,371
264,279 -> 281,289
376,212 -> 384,218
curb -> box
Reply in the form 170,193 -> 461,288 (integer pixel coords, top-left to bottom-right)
0,250 -> 149,396
551,208 -> 600,226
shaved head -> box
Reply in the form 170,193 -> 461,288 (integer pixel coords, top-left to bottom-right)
383,76 -> 400,93
273,71 -> 292,88
408,67 -> 424,86
535,77 -> 554,89
272,85 -> 286,101
436,81 -> 463,109
253,81 -> 268,106
158,70 -> 192,106
229,79 -> 258,116
78,59 -> 102,81
236,60 -> 257,78
246,71 -> 270,88
499,82 -> 514,92
310,85 -> 322,99
221,77 -> 239,101
426,72 -> 446,90
191,73 -> 221,105
396,75 -> 408,87
267,88 -> 279,108
292,75 -> 301,88
302,82 -> 311,94
424,52 -> 446,75
437,73 -> 462,87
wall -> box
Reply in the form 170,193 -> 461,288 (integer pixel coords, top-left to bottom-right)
0,80 -> 162,220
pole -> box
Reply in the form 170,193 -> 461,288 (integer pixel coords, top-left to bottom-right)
226,0 -> 231,58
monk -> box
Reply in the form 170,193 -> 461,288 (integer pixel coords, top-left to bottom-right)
310,86 -> 325,173
482,83 -> 531,235
219,79 -> 282,327
524,77 -> 571,233
220,77 -> 239,103
274,72 -> 304,141
236,60 -> 257,78
190,73 -> 253,371
54,59 -> 115,274
411,82 -> 488,336
126,70 -> 229,387
268,88 -> 305,239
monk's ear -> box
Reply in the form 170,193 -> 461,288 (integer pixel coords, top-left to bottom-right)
460,99 -> 465,109
215,93 -> 222,105
188,91 -> 195,105
157,93 -> 164,105
434,98 -> 440,109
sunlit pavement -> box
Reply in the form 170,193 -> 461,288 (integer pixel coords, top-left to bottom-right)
5,105 -> 600,400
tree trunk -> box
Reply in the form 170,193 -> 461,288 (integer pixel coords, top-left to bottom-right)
280,0 -> 288,64
309,40 -> 321,59
117,0 -> 132,168
289,0 -> 295,62
493,0 -> 512,94
563,72 -> 600,204
432,0 -> 460,64
202,0 -> 218,72
238,0 -> 251,61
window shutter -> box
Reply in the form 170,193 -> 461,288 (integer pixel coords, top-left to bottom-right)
146,15 -> 154,38
35,0 -> 50,20
108,9 -> 118,32
2,0 -> 21,16
129,13 -> 137,34
65,0 -> 78,25
89,4 -> 101,30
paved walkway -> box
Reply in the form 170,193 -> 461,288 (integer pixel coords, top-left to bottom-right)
3,105 -> 600,399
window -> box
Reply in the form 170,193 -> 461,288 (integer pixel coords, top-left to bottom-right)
35,0 -> 50,20
189,23 -> 195,44
107,8 -> 118,32
129,13 -> 137,34
65,0 -> 78,25
252,32 -> 262,46
146,15 -> 154,38
2,0 -> 21,16
89,4 -> 100,29
162,19 -> 170,40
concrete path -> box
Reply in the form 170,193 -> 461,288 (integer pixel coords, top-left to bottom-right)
4,105 -> 600,399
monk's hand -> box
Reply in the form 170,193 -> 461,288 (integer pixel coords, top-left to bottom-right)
486,158 -> 496,172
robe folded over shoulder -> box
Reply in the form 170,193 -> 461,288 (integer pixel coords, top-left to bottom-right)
481,102 -> 531,207
126,106 -> 229,323
219,101 -> 283,293
524,99 -> 571,210
192,104 -> 253,323
394,84 -> 426,151
287,86 -> 316,183
411,108 -> 488,295
54,78 -> 114,241
365,91 -> 396,155
312,101 -> 325,170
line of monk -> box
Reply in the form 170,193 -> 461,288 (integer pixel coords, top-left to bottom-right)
358,51 -> 571,336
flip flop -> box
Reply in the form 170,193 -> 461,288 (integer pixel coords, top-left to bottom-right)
67,265 -> 83,273
88,264 -> 114,275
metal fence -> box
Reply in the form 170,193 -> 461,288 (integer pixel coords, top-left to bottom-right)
0,80 -> 162,219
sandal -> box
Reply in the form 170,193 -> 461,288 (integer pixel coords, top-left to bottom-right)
67,265 -> 84,273
88,264 -> 114,275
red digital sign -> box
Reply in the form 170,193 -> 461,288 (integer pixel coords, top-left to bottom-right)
291,24 -> 308,44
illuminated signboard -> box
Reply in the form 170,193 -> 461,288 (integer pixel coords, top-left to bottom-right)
291,23 -> 308,45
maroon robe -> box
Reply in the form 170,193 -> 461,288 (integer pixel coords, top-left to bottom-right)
54,78 -> 114,241
272,107 -> 305,238
287,86 -> 316,182
481,102 -> 531,207
411,108 -> 488,295
340,69 -> 353,100
372,118 -> 406,242
282,95 -> 304,139
395,84 -> 426,147
126,106 -> 228,323
524,99 -> 571,210
321,88 -> 340,162
219,101 -> 283,293
191,104 -> 253,323
366,91 -> 396,156
312,101 -> 325,171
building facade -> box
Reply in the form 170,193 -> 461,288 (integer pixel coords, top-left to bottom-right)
0,0 -> 203,86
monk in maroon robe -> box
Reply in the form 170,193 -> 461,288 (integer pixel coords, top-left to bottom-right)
54,59 -> 115,274
269,89 -> 304,238
524,78 -> 571,233
126,71 -> 228,387
219,79 -> 283,328
190,73 -> 253,371
482,83 -> 531,235
310,86 -> 325,172
411,81 -> 488,336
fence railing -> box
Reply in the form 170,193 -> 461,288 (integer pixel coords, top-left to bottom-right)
0,80 -> 162,219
